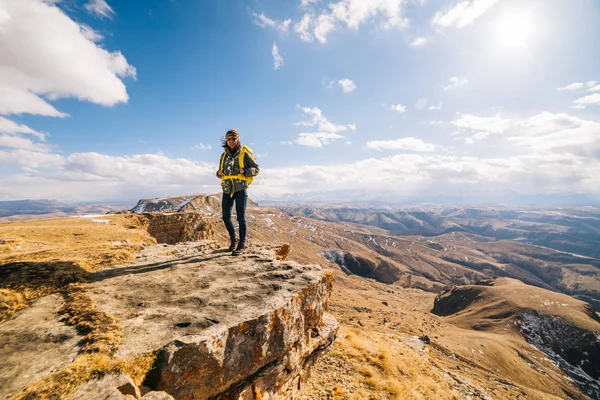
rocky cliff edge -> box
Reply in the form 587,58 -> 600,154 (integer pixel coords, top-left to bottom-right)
1,242 -> 338,400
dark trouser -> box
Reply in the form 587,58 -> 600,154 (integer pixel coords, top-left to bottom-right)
221,190 -> 247,244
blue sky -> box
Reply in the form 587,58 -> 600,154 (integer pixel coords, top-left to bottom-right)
1,0 -> 600,205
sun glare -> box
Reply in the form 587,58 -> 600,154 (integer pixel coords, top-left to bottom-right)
490,8 -> 537,52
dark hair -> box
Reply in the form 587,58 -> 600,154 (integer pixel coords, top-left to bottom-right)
221,129 -> 240,148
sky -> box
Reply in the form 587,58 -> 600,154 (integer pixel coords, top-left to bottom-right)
1,0 -> 600,206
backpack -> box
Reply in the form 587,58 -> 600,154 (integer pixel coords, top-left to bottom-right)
220,145 -> 255,185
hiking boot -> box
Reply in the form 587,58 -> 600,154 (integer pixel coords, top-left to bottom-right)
227,239 -> 238,252
232,242 -> 246,255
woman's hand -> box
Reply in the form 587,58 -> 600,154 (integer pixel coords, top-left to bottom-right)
217,169 -> 223,177
239,168 -> 245,175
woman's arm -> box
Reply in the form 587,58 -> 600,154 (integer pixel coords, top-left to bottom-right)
243,152 -> 260,177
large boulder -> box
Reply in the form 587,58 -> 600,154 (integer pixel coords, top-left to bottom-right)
87,244 -> 338,399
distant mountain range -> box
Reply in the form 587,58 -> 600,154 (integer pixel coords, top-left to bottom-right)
257,189 -> 600,207
0,199 -> 128,221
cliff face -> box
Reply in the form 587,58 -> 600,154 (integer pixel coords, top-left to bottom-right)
126,212 -> 216,244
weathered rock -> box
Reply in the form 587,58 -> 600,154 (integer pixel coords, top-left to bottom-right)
74,374 -> 139,399
129,194 -> 258,216
85,244 -> 337,399
217,313 -> 338,400
0,294 -> 80,399
127,212 -> 216,244
74,374 -> 176,400
141,392 -> 176,400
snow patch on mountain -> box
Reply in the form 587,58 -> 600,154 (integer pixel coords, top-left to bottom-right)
518,312 -> 600,399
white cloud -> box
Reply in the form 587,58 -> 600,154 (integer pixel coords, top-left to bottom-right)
0,134 -> 50,152
289,106 -> 355,147
414,98 -> 428,110
272,43 -> 284,70
294,132 -> 345,148
330,0 -> 408,30
295,106 -> 355,133
2,112 -> 600,201
62,153 -> 213,186
589,85 -> 600,92
391,104 -> 406,113
79,24 -> 104,42
557,82 -> 584,91
452,113 -> 511,134
191,143 -> 212,151
322,78 -> 336,89
444,76 -> 468,91
586,81 -> 597,88
429,103 -> 443,111
0,149 -> 63,170
0,0 -> 136,117
295,14 -> 314,42
509,112 -> 600,157
84,0 -> 114,19
252,12 -> 292,33
338,78 -> 356,93
572,93 -> 600,109
432,0 -> 498,29
367,137 -> 436,152
301,0 -> 320,6
0,117 -> 46,140
409,37 -> 428,47
314,14 -> 337,43
293,0 -> 409,44
0,149 -> 219,201
251,151 -> 600,202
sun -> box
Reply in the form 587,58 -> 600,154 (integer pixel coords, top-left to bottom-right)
490,8 -> 537,52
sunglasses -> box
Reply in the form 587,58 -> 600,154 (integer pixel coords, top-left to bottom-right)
226,137 -> 238,142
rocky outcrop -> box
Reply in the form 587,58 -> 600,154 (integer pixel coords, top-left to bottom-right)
90,243 -> 337,399
130,194 -> 222,215
518,312 -> 600,399
1,242 -> 337,400
127,212 -> 216,244
129,194 -> 259,216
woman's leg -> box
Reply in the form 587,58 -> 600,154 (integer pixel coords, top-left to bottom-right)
221,193 -> 236,242
234,190 -> 248,244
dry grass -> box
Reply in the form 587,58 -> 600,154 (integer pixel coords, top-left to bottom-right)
0,215 -> 154,320
0,260 -> 89,321
306,325 -> 462,400
0,216 -> 158,399
0,215 -> 154,271
0,288 -> 27,320
59,283 -> 123,354
10,282 -> 156,400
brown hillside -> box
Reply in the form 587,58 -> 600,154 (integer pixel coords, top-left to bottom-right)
431,278 -> 600,399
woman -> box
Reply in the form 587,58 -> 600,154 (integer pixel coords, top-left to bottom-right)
217,129 -> 260,254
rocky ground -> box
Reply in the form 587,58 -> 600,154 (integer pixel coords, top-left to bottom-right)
0,239 -> 337,399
